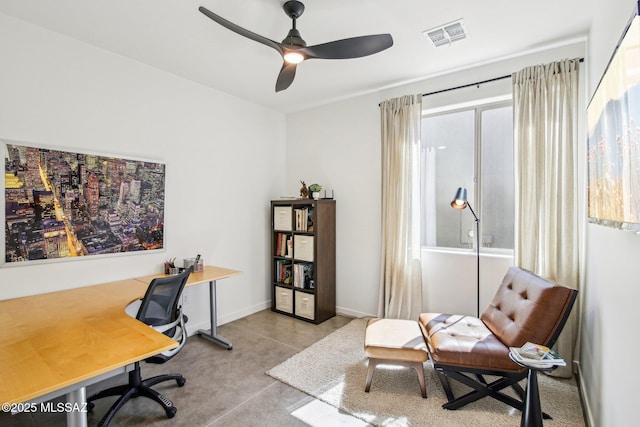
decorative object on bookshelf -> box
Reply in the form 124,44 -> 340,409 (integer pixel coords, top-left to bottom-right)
309,183 -> 322,200
271,199 -> 335,323
299,180 -> 309,199
321,189 -> 335,200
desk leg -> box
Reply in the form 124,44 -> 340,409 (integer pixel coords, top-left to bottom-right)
66,387 -> 87,427
197,280 -> 233,350
521,369 -> 543,427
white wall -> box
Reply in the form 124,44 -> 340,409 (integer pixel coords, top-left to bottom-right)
287,94 -> 382,317
581,1 -> 640,426
0,14 -> 286,331
287,41 -> 585,318
4,5 -> 634,425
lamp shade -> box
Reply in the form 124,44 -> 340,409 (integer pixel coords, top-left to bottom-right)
451,187 -> 468,210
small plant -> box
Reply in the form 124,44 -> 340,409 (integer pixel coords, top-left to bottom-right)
309,183 -> 322,192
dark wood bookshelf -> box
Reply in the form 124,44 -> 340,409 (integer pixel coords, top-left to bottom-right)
271,199 -> 336,324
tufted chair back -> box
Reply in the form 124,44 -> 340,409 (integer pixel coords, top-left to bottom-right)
480,266 -> 577,348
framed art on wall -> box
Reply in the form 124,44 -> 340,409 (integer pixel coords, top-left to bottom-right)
587,2 -> 640,234
3,140 -> 166,264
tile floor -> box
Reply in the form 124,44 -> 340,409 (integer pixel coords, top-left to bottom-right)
1,309 -> 369,427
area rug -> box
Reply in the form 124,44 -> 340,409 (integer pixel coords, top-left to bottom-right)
266,318 -> 585,426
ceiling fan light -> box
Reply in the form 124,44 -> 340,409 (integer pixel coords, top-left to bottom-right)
284,51 -> 305,64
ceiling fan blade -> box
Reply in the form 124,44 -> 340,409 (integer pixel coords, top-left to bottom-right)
301,34 -> 393,60
276,62 -> 297,92
199,6 -> 284,55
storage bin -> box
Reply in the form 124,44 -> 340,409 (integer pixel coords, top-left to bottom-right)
275,286 -> 293,313
293,235 -> 314,261
273,206 -> 293,231
295,291 -> 315,320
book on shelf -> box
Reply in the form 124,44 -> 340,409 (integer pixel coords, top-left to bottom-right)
509,342 -> 566,368
283,264 -> 292,285
276,233 -> 283,256
293,263 -> 314,289
294,207 -> 314,232
275,233 -> 292,258
307,207 -> 314,232
275,260 -> 292,284
295,208 -> 308,231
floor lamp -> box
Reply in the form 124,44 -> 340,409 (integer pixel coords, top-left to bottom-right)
451,187 -> 480,317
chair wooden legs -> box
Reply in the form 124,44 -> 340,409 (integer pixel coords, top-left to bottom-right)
364,358 -> 427,398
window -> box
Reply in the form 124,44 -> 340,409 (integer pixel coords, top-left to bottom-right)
420,101 -> 514,251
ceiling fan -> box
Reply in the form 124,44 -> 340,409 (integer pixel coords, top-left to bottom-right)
199,1 -> 393,92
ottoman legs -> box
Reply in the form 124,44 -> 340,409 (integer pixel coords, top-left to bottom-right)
365,358 -> 427,398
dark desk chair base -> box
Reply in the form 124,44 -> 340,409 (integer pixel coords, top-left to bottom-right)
87,361 -> 186,427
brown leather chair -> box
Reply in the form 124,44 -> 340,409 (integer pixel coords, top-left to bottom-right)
418,266 -> 577,414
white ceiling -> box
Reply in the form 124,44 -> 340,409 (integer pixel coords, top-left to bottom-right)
0,0 -> 593,113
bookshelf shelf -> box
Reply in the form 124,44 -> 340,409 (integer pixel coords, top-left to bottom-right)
271,199 -> 336,323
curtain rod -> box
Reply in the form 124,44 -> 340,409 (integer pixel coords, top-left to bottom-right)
421,57 -> 584,98
421,74 -> 510,97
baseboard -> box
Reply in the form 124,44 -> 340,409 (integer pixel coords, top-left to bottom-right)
184,302 -> 373,336
336,305 -> 375,319
217,300 -> 272,326
575,361 -> 595,427
185,300 -> 271,337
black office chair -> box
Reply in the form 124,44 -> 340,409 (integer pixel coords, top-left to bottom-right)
87,267 -> 192,426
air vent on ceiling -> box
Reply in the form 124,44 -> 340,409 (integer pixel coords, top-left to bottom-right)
423,19 -> 469,47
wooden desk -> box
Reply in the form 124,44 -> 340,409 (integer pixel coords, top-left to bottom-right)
135,265 -> 241,350
0,265 -> 240,426
0,279 -> 177,427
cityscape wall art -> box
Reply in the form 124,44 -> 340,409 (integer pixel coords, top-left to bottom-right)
3,141 -> 166,264
587,10 -> 640,234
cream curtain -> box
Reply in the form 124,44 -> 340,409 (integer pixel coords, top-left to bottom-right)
378,94 -> 423,319
512,59 -> 580,378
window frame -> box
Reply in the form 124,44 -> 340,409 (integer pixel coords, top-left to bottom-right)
420,97 -> 514,255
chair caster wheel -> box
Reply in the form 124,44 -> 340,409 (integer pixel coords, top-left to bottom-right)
177,377 -> 186,387
166,406 -> 177,418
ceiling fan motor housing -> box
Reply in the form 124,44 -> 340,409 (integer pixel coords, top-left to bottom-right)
283,1 -> 305,19
282,28 -> 306,47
